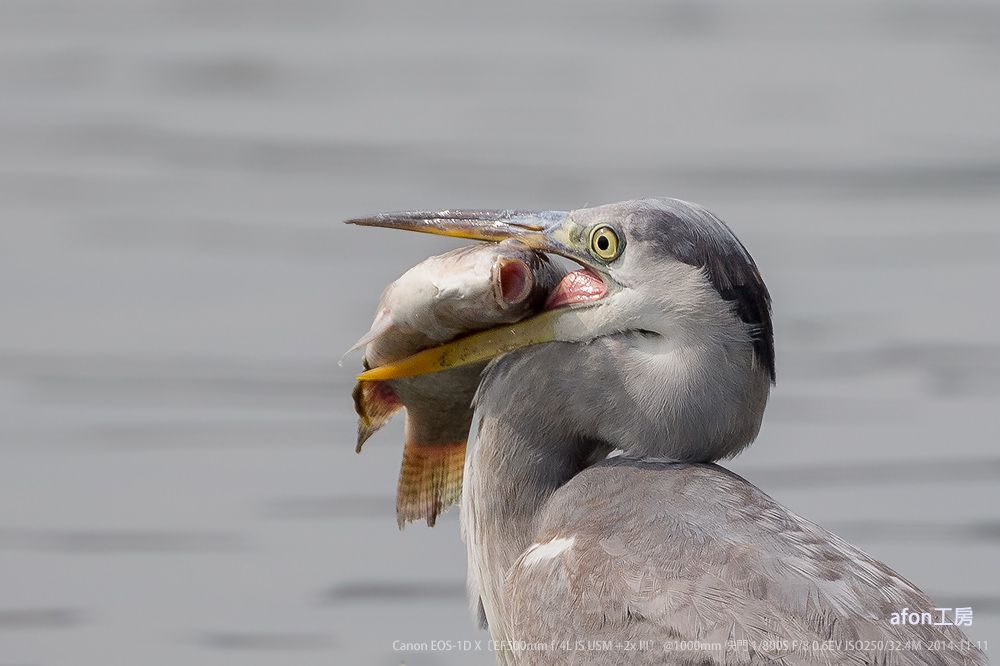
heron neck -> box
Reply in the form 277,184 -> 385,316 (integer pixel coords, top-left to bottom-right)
461,348 -> 610,632
460,334 -> 767,629
464,410 -> 597,557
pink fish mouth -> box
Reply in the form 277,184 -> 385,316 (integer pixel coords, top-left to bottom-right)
495,257 -> 533,307
544,267 -> 607,310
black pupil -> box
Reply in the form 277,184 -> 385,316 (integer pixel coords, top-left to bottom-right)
597,235 -> 610,251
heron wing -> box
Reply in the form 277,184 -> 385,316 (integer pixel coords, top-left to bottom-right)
504,458 -> 985,666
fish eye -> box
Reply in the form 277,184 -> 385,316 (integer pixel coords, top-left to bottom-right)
589,225 -> 621,261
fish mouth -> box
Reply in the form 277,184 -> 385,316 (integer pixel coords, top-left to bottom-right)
346,208 -> 616,380
494,257 -> 535,309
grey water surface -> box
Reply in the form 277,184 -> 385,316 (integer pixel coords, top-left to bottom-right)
1,1 -> 998,664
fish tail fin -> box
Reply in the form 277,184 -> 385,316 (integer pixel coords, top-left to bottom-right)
396,436 -> 467,528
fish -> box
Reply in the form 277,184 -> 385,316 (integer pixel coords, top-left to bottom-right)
350,240 -> 562,527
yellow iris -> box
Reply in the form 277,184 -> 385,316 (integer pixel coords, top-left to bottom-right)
589,225 -> 621,261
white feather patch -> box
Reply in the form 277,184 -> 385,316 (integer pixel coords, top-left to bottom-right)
521,536 -> 575,567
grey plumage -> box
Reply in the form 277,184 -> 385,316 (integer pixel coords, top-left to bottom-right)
347,198 -> 985,666
465,341 -> 985,666
624,198 -> 775,381
506,458 -> 984,666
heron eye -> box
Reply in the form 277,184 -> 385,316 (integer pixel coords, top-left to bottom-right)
589,226 -> 621,261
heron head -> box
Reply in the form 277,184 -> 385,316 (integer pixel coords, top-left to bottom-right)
348,198 -> 774,390
348,198 -> 775,459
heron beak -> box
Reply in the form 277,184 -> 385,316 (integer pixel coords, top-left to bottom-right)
347,209 -> 608,381
345,209 -> 572,249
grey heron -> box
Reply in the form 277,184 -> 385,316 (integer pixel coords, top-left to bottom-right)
348,198 -> 985,665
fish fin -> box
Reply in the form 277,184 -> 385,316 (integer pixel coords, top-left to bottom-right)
396,438 -> 466,528
352,374 -> 402,453
343,310 -> 394,360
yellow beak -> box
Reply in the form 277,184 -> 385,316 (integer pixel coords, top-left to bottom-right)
356,309 -> 565,381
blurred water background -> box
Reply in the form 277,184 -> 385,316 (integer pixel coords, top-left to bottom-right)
1,1 -> 998,664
